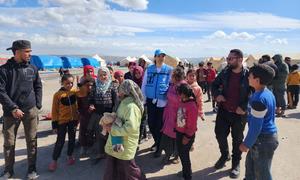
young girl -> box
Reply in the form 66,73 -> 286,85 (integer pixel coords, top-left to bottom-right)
186,69 -> 205,120
160,67 -> 185,164
49,74 -> 79,171
76,79 -> 94,157
176,83 -> 198,180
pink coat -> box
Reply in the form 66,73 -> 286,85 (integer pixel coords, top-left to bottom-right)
189,82 -> 204,118
161,82 -> 183,138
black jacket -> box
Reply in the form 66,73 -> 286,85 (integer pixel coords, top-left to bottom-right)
0,58 -> 42,116
212,66 -> 251,111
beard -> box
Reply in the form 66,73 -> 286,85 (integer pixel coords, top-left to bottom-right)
228,63 -> 238,70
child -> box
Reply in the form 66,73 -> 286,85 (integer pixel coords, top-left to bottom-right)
49,74 -> 79,171
176,83 -> 198,180
287,64 -> 300,109
114,70 -> 125,85
186,69 -> 205,121
239,64 -> 278,180
76,79 -> 94,157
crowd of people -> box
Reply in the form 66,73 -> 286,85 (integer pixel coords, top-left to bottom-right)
0,40 -> 299,180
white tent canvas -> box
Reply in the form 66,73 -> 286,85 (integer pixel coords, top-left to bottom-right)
93,54 -> 107,67
139,54 -> 152,65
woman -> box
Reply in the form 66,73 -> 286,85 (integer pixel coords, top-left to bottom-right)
103,80 -> 146,180
89,67 -> 118,163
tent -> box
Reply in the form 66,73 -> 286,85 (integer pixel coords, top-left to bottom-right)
30,55 -> 63,70
207,57 -> 226,71
164,55 -> 180,68
244,54 -> 258,68
92,54 -> 107,67
61,56 -> 83,68
120,56 -> 137,67
81,57 -> 100,68
138,54 -> 152,65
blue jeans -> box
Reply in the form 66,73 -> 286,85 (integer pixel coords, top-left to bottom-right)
245,134 -> 279,180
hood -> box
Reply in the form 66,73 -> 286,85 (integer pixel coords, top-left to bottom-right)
272,54 -> 283,64
83,65 -> 96,78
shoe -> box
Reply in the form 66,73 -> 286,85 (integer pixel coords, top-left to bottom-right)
67,156 -> 76,165
48,161 -> 58,172
0,171 -> 14,179
171,157 -> 180,164
27,171 -> 39,180
229,164 -> 240,179
214,155 -> 231,169
162,155 -> 171,165
80,147 -> 88,158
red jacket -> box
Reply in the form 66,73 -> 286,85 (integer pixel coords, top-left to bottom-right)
175,100 -> 198,137
206,68 -> 216,83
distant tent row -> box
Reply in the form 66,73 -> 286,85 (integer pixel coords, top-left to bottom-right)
30,55 -> 102,70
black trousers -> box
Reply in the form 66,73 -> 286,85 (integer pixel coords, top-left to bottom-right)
52,121 -> 77,160
207,82 -> 213,100
176,132 -> 195,180
146,98 -> 164,149
198,81 -> 207,94
215,108 -> 246,163
288,85 -> 300,107
139,105 -> 148,141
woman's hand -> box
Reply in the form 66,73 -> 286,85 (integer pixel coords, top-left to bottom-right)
182,136 -> 190,145
88,105 -> 95,112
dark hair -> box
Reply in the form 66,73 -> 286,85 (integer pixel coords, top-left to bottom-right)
198,62 -> 204,66
291,64 -> 299,71
249,64 -> 275,85
230,49 -> 243,58
207,62 -> 212,66
61,74 -> 74,83
176,83 -> 196,102
172,67 -> 185,82
107,66 -> 113,72
186,68 -> 196,76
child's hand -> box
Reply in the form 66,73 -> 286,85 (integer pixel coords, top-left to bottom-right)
89,105 -> 95,112
215,95 -> 226,103
239,143 -> 249,152
201,116 -> 205,121
52,129 -> 57,134
182,136 -> 190,145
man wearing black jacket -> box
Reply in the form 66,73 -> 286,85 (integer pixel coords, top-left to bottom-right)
212,49 -> 250,179
0,40 -> 42,179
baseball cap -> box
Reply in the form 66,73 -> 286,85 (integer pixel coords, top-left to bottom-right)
6,40 -> 31,51
154,49 -> 166,57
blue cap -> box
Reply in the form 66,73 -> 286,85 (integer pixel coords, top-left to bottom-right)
154,49 -> 166,56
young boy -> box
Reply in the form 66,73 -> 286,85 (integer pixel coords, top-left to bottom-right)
239,64 -> 279,180
287,64 -> 300,109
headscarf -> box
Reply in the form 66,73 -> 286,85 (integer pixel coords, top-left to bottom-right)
114,70 -> 124,79
118,79 -> 144,114
83,65 -> 96,78
132,66 -> 144,87
96,67 -> 112,94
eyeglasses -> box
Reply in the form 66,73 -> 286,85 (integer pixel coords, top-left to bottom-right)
227,56 -> 240,61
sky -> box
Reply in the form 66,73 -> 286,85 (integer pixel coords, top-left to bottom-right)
0,0 -> 300,58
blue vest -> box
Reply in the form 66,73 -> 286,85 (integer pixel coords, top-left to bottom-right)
145,64 -> 172,100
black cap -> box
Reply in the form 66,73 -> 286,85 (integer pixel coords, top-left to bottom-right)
6,40 -> 31,51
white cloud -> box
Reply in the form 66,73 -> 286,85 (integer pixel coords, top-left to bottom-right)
109,0 -> 148,10
208,30 -> 256,41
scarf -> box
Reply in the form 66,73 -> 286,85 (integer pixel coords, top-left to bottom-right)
96,67 -> 112,94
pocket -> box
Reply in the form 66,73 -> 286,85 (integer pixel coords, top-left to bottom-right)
256,139 -> 278,159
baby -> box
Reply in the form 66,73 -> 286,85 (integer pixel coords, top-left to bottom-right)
99,112 -> 124,153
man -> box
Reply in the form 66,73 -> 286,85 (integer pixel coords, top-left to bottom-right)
196,62 -> 207,94
212,49 -> 250,179
272,54 -> 289,117
258,55 -> 278,91
284,57 -> 292,73
141,49 -> 172,157
206,62 -> 216,102
0,40 -> 42,179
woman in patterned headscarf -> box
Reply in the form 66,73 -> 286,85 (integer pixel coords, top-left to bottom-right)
88,66 -> 119,164
103,80 -> 146,180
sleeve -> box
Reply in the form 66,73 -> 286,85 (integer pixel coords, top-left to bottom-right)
184,104 -> 198,137
194,87 -> 204,117
34,68 -> 43,109
211,70 -> 224,98
243,101 -> 267,148
51,93 -> 60,129
286,74 -> 291,85
110,104 -> 141,137
141,69 -> 148,104
0,69 -> 18,112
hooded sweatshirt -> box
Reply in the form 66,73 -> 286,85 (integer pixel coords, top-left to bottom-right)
272,54 -> 289,90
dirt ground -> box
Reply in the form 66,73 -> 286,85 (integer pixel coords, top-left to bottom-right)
0,71 -> 299,180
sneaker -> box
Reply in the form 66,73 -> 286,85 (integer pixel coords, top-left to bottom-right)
48,161 -> 58,172
214,155 -> 231,169
229,164 -> 240,179
67,156 -> 75,165
27,171 -> 39,180
0,171 -> 13,179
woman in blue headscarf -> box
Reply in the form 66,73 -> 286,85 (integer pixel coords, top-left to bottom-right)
89,67 -> 119,164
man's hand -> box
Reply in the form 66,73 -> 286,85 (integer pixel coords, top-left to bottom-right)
239,143 -> 249,152
12,109 -> 24,119
215,95 -> 226,103
182,136 -> 190,145
236,106 -> 246,115
88,105 -> 95,112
